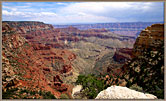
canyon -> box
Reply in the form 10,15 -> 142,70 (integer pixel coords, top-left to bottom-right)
2,21 -> 164,99
54,22 -> 162,37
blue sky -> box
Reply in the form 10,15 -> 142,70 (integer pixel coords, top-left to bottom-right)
2,2 -> 164,24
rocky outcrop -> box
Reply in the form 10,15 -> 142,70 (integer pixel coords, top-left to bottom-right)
95,86 -> 157,99
60,65 -> 72,73
33,44 -> 51,50
3,21 -> 54,33
132,24 -> 164,57
113,48 -> 132,63
53,75 -> 68,92
121,24 -> 164,99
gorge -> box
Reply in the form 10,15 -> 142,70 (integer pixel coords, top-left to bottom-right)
2,21 -> 164,99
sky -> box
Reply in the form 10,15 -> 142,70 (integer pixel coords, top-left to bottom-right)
2,2 -> 164,25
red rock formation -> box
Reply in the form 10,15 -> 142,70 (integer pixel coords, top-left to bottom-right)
54,83 -> 68,92
53,75 -> 69,92
33,44 -> 51,50
57,26 -> 79,33
113,48 -> 132,63
54,75 -> 63,83
60,65 -> 72,73
43,67 -> 51,72
2,23 -> 75,98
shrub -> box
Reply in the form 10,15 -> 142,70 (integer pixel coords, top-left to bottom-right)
2,88 -> 18,99
76,74 -> 105,99
122,42 -> 164,99
60,94 -> 69,99
19,89 -> 29,94
42,91 -> 56,99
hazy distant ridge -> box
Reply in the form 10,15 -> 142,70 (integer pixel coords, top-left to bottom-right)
54,22 -> 163,29
54,22 -> 163,37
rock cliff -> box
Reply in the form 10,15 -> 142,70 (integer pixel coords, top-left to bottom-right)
132,24 -> 164,57
121,24 -> 164,99
3,21 -> 54,33
113,48 -> 132,63
2,23 -> 75,99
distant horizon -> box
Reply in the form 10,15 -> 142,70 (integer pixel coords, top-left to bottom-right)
2,20 -> 164,25
2,2 -> 164,24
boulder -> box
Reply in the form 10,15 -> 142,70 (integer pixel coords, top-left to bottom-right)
72,85 -> 83,97
95,86 -> 157,99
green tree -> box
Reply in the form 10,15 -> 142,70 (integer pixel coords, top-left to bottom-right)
76,74 -> 105,99
122,42 -> 164,99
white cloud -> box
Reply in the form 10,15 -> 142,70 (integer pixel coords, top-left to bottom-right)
2,2 -> 164,24
58,2 -> 154,15
3,6 -> 17,11
56,3 -> 67,5
3,10 -> 57,19
2,10 -> 11,15
40,12 -> 57,16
